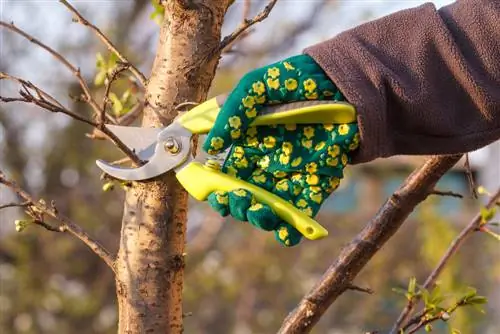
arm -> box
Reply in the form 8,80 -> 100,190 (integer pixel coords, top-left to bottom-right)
202,0 -> 500,246
305,0 -> 500,163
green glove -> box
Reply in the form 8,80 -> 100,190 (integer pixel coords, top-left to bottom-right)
204,54 -> 360,246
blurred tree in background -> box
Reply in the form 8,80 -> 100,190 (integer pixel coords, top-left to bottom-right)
1,1 -> 498,333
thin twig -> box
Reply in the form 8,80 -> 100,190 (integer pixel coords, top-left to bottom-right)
1,72 -> 97,127
1,72 -> 142,165
405,296 -> 467,333
59,0 -> 148,87
226,0 -> 328,60
86,100 -> 144,140
219,0 -> 278,53
430,189 -> 464,199
0,201 -> 29,210
406,313 -> 443,334
34,219 -> 64,232
278,155 -> 462,334
221,0 -> 253,54
0,171 -> 116,272
401,309 -> 427,331
391,188 -> 500,333
464,154 -> 478,199
347,284 -> 374,295
101,64 -> 130,126
110,157 -> 131,166
0,20 -> 116,125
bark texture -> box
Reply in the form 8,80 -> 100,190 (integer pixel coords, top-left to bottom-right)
115,2 -> 231,333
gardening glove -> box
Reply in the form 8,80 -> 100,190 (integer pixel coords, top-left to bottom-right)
203,54 -> 360,246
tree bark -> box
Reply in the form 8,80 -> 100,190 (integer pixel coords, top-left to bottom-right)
114,2 -> 231,333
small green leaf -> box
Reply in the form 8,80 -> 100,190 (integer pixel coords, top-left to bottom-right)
429,285 -> 446,305
466,296 -> 488,305
408,277 -> 417,294
150,0 -> 165,25
462,287 -> 477,299
121,89 -> 131,103
118,107 -> 131,116
109,92 -> 123,116
96,52 -> 105,68
102,182 -> 115,192
425,324 -> 432,332
119,181 -> 132,190
108,52 -> 119,69
477,186 -> 490,195
480,206 -> 497,224
451,329 -> 461,334
14,219 -> 32,232
422,288 -> 431,307
94,70 -> 107,86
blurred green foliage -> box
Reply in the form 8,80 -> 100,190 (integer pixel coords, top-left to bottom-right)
149,0 -> 165,26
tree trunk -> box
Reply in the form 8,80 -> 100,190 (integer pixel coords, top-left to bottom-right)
114,2 -> 231,333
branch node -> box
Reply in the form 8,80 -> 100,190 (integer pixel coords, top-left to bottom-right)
0,170 -> 116,273
347,284 -> 374,295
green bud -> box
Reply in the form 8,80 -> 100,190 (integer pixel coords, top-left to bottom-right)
102,182 -> 115,192
14,219 -> 31,232
477,186 -> 490,195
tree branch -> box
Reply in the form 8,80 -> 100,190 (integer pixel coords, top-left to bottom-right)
278,155 -> 462,334
59,0 -> 148,87
0,201 -> 29,210
101,63 -> 130,126
221,0 -> 329,62
0,72 -> 142,165
0,170 -> 116,272
464,153 -> 478,198
1,72 -> 97,127
0,20 -> 116,125
219,0 -> 278,53
391,187 -> 500,333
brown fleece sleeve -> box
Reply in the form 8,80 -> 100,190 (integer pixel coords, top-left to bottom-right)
304,0 -> 500,164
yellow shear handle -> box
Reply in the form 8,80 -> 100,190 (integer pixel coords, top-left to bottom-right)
176,94 -> 357,134
176,162 -> 329,240
175,94 -> 358,241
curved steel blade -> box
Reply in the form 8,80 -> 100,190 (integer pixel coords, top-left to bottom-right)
105,125 -> 162,160
96,123 -> 193,181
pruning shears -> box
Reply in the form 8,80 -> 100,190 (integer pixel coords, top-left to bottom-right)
95,94 -> 357,241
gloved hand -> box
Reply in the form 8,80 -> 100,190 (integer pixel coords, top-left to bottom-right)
203,55 -> 360,246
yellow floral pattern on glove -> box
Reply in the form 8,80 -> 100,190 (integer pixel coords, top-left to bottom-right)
203,54 -> 359,247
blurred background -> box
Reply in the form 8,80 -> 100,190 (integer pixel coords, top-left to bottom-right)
1,0 -> 499,333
